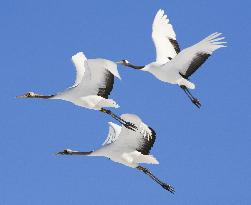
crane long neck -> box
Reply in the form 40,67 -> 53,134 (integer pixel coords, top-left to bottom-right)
70,151 -> 93,156
33,94 -> 55,99
126,63 -> 145,70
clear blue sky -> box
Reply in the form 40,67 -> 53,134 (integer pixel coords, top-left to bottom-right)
1,0 -> 250,204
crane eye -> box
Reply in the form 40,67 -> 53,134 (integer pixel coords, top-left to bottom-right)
26,92 -> 34,97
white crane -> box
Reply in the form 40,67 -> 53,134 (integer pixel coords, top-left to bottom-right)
117,9 -> 226,108
17,52 -> 135,130
56,113 -> 175,193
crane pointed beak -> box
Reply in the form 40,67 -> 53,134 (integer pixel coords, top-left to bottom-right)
16,94 -> 26,98
115,60 -> 124,64
55,151 -> 64,155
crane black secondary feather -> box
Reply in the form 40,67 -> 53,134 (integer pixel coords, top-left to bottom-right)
97,71 -> 114,99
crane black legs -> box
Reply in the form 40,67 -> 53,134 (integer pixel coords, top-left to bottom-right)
100,108 -> 137,131
180,85 -> 201,108
136,166 -> 175,193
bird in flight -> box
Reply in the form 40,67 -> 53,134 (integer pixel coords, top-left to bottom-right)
56,113 -> 175,193
17,52 -> 136,130
117,9 -> 226,108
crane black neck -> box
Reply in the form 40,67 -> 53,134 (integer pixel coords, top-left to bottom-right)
33,94 -> 55,99
126,63 -> 145,70
71,151 -> 93,155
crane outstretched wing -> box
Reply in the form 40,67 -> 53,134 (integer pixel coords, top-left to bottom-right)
152,9 -> 180,64
81,59 -> 121,98
177,32 -> 226,78
71,55 -> 121,98
116,114 -> 156,155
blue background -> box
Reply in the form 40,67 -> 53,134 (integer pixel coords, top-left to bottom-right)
1,0 -> 250,204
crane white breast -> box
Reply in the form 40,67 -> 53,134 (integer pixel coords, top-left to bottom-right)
145,62 -> 181,84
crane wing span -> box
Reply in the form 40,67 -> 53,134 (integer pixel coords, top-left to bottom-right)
75,58 -> 121,98
152,9 -> 180,64
116,114 -> 156,155
71,52 -> 88,88
177,32 -> 226,78
102,122 -> 122,145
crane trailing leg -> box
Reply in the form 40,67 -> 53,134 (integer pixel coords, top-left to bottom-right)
136,166 -> 175,193
100,108 -> 137,131
180,85 -> 201,108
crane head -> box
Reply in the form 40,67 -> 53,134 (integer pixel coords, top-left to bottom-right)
56,149 -> 73,155
16,92 -> 40,98
116,60 -> 145,70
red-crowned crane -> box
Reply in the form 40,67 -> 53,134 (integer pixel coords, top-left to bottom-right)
56,114 -> 175,193
117,9 -> 226,108
17,52 -> 136,130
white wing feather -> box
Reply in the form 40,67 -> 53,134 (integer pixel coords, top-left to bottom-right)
152,9 -> 178,64
186,32 -> 226,55
174,32 -> 226,76
71,58 -> 121,98
102,122 -> 122,145
71,52 -> 88,87
89,59 -> 121,80
115,114 -> 154,150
